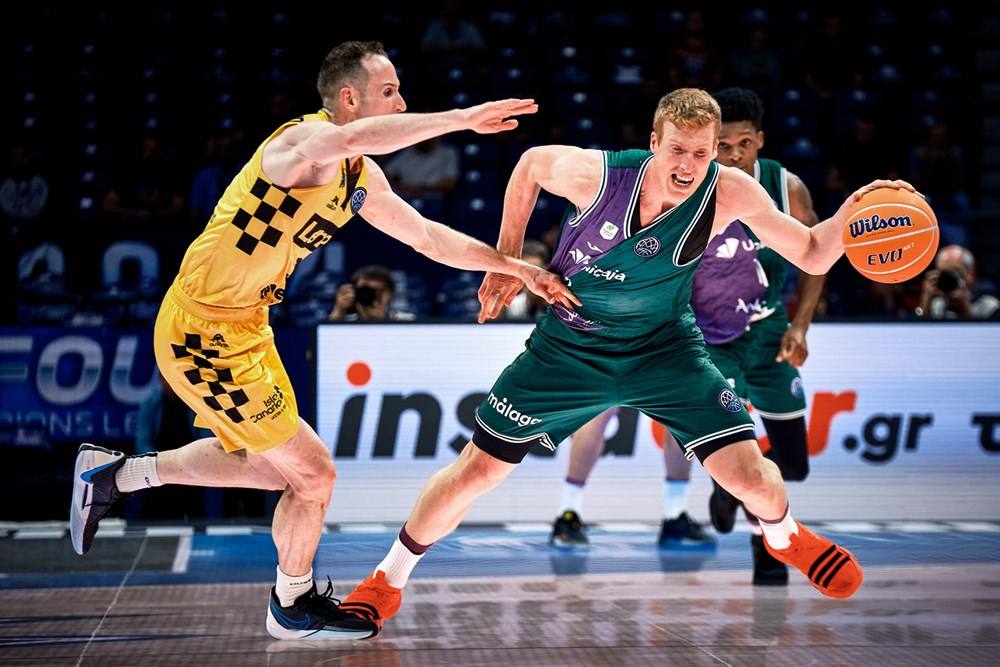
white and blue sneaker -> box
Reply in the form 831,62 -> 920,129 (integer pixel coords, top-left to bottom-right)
266,579 -> 377,640
70,443 -> 127,555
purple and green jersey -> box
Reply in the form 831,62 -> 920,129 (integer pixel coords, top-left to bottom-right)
691,158 -> 790,344
542,149 -> 719,349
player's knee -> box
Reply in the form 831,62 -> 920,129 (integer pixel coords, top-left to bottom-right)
317,456 -> 337,490
459,453 -> 509,493
720,455 -> 782,503
295,434 -> 337,498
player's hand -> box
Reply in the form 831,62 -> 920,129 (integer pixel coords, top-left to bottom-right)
519,264 -> 581,313
845,179 -> 919,205
776,325 -> 809,367
461,98 -> 538,135
477,272 -> 524,323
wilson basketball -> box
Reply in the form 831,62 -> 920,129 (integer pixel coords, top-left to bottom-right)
842,188 -> 938,284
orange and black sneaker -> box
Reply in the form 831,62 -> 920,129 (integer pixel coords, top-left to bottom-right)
764,521 -> 863,599
340,571 -> 403,636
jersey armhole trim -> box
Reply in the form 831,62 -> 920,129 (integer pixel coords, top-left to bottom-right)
567,151 -> 608,228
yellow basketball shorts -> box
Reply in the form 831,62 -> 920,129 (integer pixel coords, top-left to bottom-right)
153,282 -> 299,454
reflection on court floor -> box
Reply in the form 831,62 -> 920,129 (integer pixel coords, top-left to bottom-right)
1,524 -> 998,665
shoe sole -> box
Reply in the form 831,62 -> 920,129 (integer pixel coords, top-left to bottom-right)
265,607 -> 375,640
69,444 -> 101,556
658,538 -> 718,551
549,539 -> 589,551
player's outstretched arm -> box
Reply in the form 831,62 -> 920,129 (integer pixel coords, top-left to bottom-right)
263,98 -> 538,187
359,158 -> 580,312
720,166 -> 916,275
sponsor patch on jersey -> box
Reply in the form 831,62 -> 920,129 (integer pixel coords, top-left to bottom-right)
633,236 -> 661,258
600,221 -> 619,240
350,187 -> 367,213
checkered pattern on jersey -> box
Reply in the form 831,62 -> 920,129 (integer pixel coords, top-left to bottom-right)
231,178 -> 303,256
171,333 -> 249,424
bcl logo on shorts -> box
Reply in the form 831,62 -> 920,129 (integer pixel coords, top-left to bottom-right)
790,377 -> 804,398
634,237 -> 660,257
718,388 -> 743,413
600,221 -> 619,240
350,187 -> 367,213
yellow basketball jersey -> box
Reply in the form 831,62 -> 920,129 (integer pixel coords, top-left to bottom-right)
175,109 -> 367,309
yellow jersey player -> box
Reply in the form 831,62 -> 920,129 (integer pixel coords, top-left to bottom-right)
69,41 -> 577,641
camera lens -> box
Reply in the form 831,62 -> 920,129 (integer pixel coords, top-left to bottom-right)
937,270 -> 961,294
355,285 -> 379,307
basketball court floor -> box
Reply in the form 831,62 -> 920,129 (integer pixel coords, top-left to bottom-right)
2,520 -> 998,666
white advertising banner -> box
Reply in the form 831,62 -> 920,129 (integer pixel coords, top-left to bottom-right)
317,323 -> 1000,522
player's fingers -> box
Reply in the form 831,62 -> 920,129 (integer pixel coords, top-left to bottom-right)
506,103 -> 539,115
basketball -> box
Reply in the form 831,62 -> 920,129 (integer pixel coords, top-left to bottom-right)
842,187 -> 938,283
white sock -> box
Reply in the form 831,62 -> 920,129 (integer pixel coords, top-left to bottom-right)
276,566 -> 313,607
115,453 -> 162,493
560,480 -> 586,515
376,537 -> 425,588
759,508 -> 799,550
663,480 -> 689,520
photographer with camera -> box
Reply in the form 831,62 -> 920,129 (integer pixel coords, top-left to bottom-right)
917,245 -> 999,320
328,265 -> 413,322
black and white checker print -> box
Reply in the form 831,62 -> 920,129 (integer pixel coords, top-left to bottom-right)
230,178 -> 303,256
171,332 -> 249,423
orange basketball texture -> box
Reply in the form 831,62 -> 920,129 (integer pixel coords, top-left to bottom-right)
842,188 -> 938,283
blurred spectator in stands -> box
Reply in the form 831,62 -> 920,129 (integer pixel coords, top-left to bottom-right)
328,265 -> 414,322
803,14 -> 859,95
504,239 -> 550,321
421,0 -> 486,55
729,28 -> 780,93
101,134 -> 185,221
817,166 -> 852,219
189,128 -> 244,223
909,122 -> 970,213
833,117 -> 896,190
383,137 -> 459,199
917,245 -> 999,320
0,140 -> 49,226
668,11 -> 721,90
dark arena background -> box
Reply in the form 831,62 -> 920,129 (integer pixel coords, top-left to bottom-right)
2,4 -> 999,666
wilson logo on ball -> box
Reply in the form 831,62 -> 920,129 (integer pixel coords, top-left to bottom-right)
847,213 -> 913,239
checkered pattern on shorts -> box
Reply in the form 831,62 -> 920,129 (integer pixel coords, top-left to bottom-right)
231,178 -> 303,256
171,332 -> 248,423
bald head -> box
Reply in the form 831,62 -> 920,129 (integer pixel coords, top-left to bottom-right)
936,244 -> 975,280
